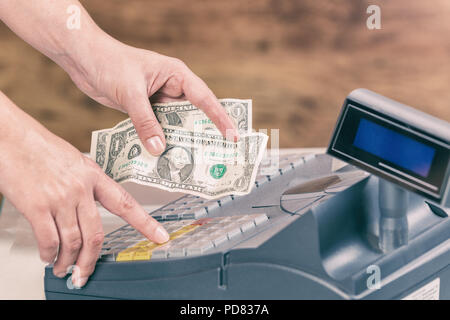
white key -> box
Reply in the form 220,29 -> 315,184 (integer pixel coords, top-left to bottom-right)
161,204 -> 178,211
167,247 -> 186,258
192,208 -> 208,219
226,227 -> 242,239
165,212 -> 181,220
255,175 -> 269,184
219,197 -> 232,207
173,198 -> 188,205
185,240 -> 214,256
250,214 -> 269,226
211,233 -> 228,247
151,243 -> 172,259
240,220 -> 256,233
205,201 -> 220,212
180,235 -> 203,245
236,215 -> 253,222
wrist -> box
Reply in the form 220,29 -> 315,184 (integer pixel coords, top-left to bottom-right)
0,92 -> 45,191
0,0 -> 113,80
52,26 -> 114,80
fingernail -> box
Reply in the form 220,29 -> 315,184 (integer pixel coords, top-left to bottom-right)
225,128 -> 239,142
234,130 -> 240,142
154,225 -> 170,243
146,136 -> 165,156
72,276 -> 88,289
55,272 -> 67,278
231,129 -> 240,142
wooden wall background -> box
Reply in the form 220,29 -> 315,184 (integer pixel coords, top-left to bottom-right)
0,0 -> 449,152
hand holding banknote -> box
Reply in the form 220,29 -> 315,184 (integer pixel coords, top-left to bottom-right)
63,43 -> 240,156
91,100 -> 268,199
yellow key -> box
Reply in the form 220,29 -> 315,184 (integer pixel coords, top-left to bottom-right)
133,248 -> 152,261
136,242 -> 161,258
170,224 -> 198,240
182,224 -> 198,232
116,223 -> 199,261
116,248 -> 137,262
135,241 -> 150,247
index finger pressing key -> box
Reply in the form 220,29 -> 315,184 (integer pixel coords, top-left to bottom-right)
94,173 -> 170,244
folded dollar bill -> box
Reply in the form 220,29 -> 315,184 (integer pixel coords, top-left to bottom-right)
152,98 -> 252,135
91,99 -> 267,199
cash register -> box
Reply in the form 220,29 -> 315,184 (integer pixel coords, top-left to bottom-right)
44,89 -> 450,299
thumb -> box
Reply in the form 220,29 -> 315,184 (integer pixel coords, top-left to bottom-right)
124,91 -> 166,156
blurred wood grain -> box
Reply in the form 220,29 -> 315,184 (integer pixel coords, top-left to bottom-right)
0,0 -> 449,152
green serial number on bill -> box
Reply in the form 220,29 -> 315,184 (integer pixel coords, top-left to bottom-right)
118,160 -> 149,170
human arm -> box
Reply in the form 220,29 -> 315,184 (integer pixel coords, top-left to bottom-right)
0,0 -> 239,156
0,91 -> 169,287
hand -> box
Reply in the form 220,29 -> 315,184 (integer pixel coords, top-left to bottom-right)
0,0 -> 238,155
0,0 -> 236,289
64,39 -> 239,156
0,94 -> 170,288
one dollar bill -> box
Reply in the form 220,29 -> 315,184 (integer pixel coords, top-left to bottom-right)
153,98 -> 252,135
91,100 -> 267,199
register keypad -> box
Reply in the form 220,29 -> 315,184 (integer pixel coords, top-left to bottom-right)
100,214 -> 269,262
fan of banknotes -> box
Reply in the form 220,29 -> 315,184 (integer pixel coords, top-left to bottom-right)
90,99 -> 268,199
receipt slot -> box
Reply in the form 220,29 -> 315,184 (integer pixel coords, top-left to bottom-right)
328,89 -> 450,252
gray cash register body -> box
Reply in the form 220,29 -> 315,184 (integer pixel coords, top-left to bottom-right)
44,89 -> 450,299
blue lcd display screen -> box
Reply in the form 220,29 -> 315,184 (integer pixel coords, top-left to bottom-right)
353,118 -> 436,177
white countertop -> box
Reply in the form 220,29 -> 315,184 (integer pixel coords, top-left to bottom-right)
0,148 -> 326,299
